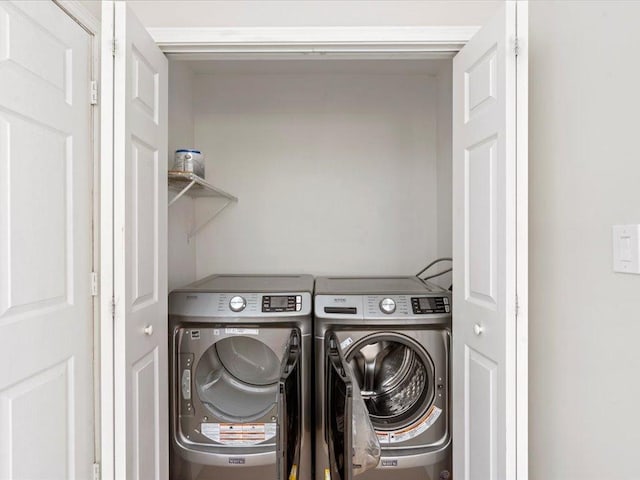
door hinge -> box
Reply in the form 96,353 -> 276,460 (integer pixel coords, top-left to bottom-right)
92,463 -> 100,480
515,294 -> 520,318
514,37 -> 520,57
90,272 -> 98,296
90,81 -> 98,105
112,38 -> 117,57
111,296 -> 116,318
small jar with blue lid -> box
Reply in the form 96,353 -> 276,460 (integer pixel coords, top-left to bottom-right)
173,149 -> 205,178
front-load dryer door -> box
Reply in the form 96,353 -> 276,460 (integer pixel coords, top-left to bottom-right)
277,329 -> 302,480
325,332 -> 354,480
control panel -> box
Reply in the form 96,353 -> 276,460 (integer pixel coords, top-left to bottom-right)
262,295 -> 302,312
315,294 -> 450,319
169,291 -> 312,317
411,296 -> 450,314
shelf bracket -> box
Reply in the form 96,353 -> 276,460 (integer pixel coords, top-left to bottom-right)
168,179 -> 197,206
189,198 -> 234,239
167,171 -> 238,238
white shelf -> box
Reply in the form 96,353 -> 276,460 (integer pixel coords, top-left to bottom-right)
168,171 -> 238,237
168,171 -> 237,203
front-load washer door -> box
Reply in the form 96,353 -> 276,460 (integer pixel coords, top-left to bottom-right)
336,330 -> 449,451
277,329 -> 302,480
325,332 -> 354,480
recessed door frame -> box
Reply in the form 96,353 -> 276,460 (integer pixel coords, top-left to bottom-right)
99,10 -> 528,480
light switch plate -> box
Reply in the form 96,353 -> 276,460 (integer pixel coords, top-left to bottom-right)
612,225 -> 640,274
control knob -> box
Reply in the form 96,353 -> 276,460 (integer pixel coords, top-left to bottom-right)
379,298 -> 396,314
229,296 -> 247,312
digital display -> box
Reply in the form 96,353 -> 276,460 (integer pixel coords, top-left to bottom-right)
269,296 -> 289,308
419,298 -> 436,310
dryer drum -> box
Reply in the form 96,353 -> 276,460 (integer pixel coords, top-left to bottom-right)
194,336 -> 281,421
347,338 -> 434,430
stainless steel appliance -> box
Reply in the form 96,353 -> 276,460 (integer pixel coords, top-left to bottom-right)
314,277 -> 451,480
169,274 -> 313,480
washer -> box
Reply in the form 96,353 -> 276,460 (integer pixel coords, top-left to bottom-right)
169,274 -> 314,480
314,277 -> 451,480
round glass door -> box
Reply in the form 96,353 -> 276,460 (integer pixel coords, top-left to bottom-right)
195,336 -> 281,421
346,334 -> 435,430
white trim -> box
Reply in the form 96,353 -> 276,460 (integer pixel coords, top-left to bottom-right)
54,0 -> 100,34
89,23 -> 102,475
99,2 -> 115,480
515,3 -> 529,480
148,26 -> 479,57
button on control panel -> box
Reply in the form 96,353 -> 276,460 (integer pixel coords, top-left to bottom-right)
411,296 -> 450,314
229,295 -> 247,312
262,295 -> 302,312
379,298 -> 396,314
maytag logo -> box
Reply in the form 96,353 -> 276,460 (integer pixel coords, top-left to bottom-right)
334,298 -> 347,303
228,458 -> 245,465
381,459 -> 398,467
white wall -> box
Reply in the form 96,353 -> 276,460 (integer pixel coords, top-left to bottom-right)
529,2 -> 640,479
126,1 -> 499,28
188,60 -> 450,277
167,64 -> 197,291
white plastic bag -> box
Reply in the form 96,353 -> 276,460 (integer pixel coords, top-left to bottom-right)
348,364 -> 381,476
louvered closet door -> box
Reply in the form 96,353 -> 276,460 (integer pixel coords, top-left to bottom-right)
0,1 -> 94,479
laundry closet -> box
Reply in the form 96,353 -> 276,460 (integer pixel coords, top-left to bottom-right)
100,3 -> 527,480
165,57 -> 454,480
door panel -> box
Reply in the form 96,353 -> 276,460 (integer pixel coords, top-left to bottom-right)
109,2 -> 168,479
466,347 -> 498,478
132,349 -> 161,480
0,1 -> 93,478
277,329 -> 302,480
452,2 -> 526,479
466,135 -> 498,306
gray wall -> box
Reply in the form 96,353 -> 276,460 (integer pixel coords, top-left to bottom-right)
529,2 -> 640,479
82,0 -> 640,477
167,64 -> 196,291
126,0 -> 499,27
189,61 -> 450,277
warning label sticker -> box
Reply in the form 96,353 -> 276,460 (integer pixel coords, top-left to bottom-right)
377,405 -> 442,445
201,422 -> 277,445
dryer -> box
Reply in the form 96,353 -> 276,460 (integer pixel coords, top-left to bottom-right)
169,274 -> 313,480
314,277 -> 451,480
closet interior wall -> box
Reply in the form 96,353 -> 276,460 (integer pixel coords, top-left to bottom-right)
168,64 -> 196,291
167,58 -> 453,291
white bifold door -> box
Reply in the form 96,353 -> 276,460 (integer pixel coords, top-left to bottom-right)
452,2 -> 527,480
0,1 -> 95,479
101,2 -> 168,480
